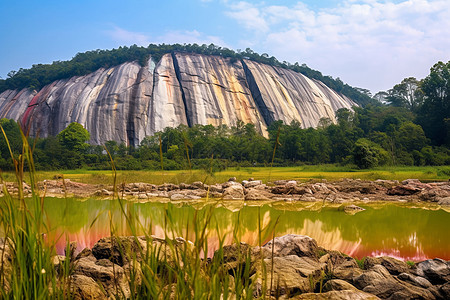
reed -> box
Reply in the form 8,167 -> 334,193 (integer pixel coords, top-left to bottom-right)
0,125 -> 71,298
0,128 -> 280,299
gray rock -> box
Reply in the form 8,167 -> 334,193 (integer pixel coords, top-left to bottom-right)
398,272 -> 432,288
323,279 -> 359,292
223,184 -> 245,200
344,204 -> 365,215
243,180 -> 263,188
242,59 -> 355,128
244,188 -> 271,200
72,255 -> 129,298
438,197 -> 450,206
70,274 -> 107,300
364,256 -> 409,275
254,255 -> 325,296
440,282 -> 450,299
354,265 -> 435,299
295,290 -> 380,299
170,193 -> 186,200
262,234 -> 319,259
415,258 -> 450,285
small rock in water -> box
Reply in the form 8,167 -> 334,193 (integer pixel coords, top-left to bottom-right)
343,205 -> 365,215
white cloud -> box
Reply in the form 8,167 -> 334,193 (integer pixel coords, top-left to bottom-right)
225,2 -> 269,32
106,26 -> 150,46
225,0 -> 450,93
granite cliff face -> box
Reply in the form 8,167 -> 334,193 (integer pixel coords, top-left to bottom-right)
0,53 -> 355,145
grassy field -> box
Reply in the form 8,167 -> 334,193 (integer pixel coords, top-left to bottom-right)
2,165 -> 447,185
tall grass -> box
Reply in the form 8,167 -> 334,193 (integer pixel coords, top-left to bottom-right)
0,128 -> 280,299
0,126 -> 71,298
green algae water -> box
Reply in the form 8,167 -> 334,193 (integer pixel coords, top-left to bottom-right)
36,198 -> 449,261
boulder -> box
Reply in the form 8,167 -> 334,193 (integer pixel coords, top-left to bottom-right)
70,274 -> 106,300
415,258 -> 450,285
262,234 -> 319,260
244,188 -> 271,200
322,279 -> 359,292
170,193 -> 187,200
271,184 -> 309,195
243,180 -> 263,188
254,255 -> 325,296
440,282 -> 450,299
343,205 -> 365,215
295,290 -> 381,299
0,238 -> 12,292
364,256 -> 409,275
157,183 -> 179,191
191,181 -> 204,189
207,184 -> 223,193
215,242 -> 270,273
223,184 -> 244,200
401,179 -> 432,189
387,185 -> 421,196
72,255 -> 130,298
398,272 -> 432,288
92,236 -> 146,266
438,197 -> 450,206
354,265 -> 435,299
319,251 -> 362,281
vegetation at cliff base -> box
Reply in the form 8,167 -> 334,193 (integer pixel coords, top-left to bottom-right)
0,106 -> 448,172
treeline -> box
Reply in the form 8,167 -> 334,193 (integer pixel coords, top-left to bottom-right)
0,43 -> 373,106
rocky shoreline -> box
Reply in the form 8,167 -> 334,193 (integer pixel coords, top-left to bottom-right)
3,177 -> 449,205
2,234 -> 448,299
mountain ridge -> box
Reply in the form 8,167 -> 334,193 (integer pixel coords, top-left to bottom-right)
0,50 -> 356,146
0,44 -> 374,106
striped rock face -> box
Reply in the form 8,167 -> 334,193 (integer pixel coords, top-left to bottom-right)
0,53 -> 356,146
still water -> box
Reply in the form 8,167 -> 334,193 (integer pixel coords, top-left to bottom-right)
37,198 -> 450,261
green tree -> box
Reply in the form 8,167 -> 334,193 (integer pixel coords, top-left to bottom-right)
57,122 -> 90,152
353,138 -> 388,169
395,122 -> 428,152
417,61 -> 450,146
386,77 -> 423,111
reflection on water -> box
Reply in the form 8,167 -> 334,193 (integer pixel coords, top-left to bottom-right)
35,198 -> 450,261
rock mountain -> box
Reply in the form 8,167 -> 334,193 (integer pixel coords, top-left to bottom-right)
0,52 -> 355,146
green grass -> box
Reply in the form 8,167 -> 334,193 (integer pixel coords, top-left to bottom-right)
16,165 -> 449,185
355,257 -> 367,269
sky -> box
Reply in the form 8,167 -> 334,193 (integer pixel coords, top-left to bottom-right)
0,0 -> 449,94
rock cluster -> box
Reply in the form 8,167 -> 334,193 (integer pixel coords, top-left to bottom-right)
3,234 -> 447,299
2,178 -> 449,206
110,178 -> 450,204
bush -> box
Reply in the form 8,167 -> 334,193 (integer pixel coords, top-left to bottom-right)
353,139 -> 388,169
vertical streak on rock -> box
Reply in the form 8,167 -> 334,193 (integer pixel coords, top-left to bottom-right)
241,59 -> 274,126
171,52 -> 192,127
127,66 -> 143,147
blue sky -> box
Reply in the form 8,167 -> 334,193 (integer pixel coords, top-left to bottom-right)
0,0 -> 449,93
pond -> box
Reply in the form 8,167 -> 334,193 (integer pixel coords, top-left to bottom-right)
37,198 -> 450,261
